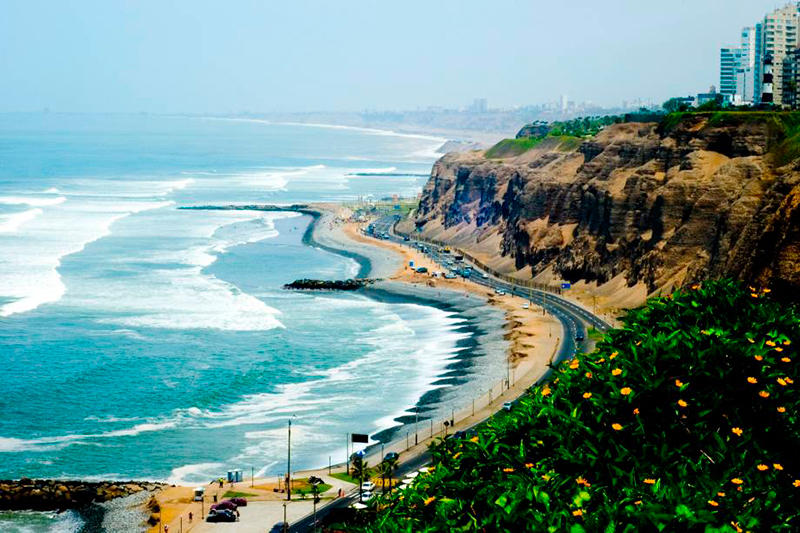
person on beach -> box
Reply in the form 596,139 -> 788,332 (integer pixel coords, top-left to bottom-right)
189,511 -> 193,523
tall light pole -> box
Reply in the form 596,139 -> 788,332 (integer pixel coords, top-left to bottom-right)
287,419 -> 292,502
414,408 -> 419,445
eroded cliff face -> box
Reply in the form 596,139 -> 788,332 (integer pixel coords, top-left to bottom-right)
409,115 -> 800,305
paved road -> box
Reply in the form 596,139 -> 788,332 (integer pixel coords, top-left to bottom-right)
371,215 -> 611,364
289,216 -> 612,532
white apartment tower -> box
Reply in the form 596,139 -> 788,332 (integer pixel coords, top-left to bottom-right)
754,3 -> 800,106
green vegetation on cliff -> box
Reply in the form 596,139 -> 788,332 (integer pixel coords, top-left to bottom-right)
343,280 -> 800,532
486,116 -> 624,159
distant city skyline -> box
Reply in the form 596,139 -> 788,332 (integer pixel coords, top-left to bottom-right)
0,0 -> 787,113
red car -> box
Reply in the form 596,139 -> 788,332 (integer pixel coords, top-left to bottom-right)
229,497 -> 248,507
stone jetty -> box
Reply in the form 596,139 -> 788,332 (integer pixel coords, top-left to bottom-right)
0,478 -> 167,511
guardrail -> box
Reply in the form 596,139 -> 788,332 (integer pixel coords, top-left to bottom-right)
392,226 -> 564,296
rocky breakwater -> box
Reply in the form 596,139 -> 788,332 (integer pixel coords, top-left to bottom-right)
404,112 -> 800,305
0,478 -> 165,511
284,278 -> 377,291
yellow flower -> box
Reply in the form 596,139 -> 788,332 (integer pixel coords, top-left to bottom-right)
572,509 -> 583,517
755,355 -> 764,361
569,360 -> 580,369
778,378 -> 787,386
643,478 -> 656,485
635,341 -> 641,346
678,399 -> 688,408
612,423 -> 623,431
784,340 -> 792,346
794,480 -> 800,487
470,436 -> 479,443
731,522 -> 743,533
759,391 -> 770,398
747,338 -> 755,343
778,406 -> 787,413
774,463 -> 784,471
576,477 -> 588,485
620,387 -> 632,396
675,379 -> 683,387
751,293 -> 759,298
542,474 -> 551,481
524,463 -> 534,468
452,452 -> 462,460
766,340 -> 776,347
757,464 -> 769,471
775,347 -> 784,352
583,392 -> 592,399
633,408 -> 640,415
541,386 -> 551,397
610,351 -> 618,359
781,357 -> 791,363
732,427 -> 743,436
708,500 -> 719,507
747,377 -> 758,384
731,478 -> 743,485
634,500 -> 642,505
585,371 -> 593,379
597,358 -> 605,364
786,377 -> 794,384
612,368 -> 622,376
763,288 -> 772,293
717,492 -> 726,497
423,496 -> 436,506
503,468 -> 515,473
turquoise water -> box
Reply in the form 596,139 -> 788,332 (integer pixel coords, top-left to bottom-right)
0,114 -> 472,494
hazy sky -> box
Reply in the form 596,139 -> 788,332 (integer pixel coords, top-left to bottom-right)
0,0 -> 786,113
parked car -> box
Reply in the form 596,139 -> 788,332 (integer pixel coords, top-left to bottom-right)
444,272 -> 457,279
416,267 -> 428,274
229,497 -> 248,507
269,522 -> 288,533
206,509 -> 237,523
481,272 -> 489,279
522,303 -> 530,310
384,452 -> 399,462
361,481 -> 376,491
575,333 -> 585,341
211,500 -> 237,512
403,236 -> 410,241
503,402 -> 513,412
361,491 -> 374,500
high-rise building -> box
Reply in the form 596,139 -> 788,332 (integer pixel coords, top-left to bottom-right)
753,3 -> 800,106
720,47 -> 743,96
720,27 -> 758,104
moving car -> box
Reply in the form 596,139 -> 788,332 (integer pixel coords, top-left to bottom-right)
443,272 -> 457,279
229,497 -> 248,507
503,402 -> 513,411
481,272 -> 489,279
416,267 -> 428,274
210,500 -> 237,512
522,303 -> 530,309
384,452 -> 399,462
361,491 -> 374,500
361,481 -> 376,491
206,509 -> 237,523
403,236 -> 410,241
575,333 -> 585,341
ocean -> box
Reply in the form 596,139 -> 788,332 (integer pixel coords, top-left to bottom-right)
0,113 -> 495,531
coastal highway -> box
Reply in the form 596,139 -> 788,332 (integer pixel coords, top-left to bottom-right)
370,215 -> 612,365
289,216 -> 612,532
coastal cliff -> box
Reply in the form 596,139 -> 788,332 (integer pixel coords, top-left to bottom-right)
400,113 -> 800,308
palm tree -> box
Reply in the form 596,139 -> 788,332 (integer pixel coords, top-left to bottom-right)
351,457 -> 370,501
379,455 -> 400,493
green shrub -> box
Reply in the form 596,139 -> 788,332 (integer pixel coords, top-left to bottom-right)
348,280 -> 800,532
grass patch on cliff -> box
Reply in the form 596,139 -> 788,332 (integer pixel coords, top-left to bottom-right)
340,280 -> 800,532
485,137 -> 544,159
485,136 -> 581,159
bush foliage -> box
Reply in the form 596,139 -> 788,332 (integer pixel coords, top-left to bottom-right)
344,280 -> 800,532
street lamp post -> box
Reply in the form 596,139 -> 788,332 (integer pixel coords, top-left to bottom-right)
287,419 -> 292,501
414,408 -> 419,445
